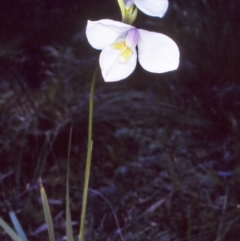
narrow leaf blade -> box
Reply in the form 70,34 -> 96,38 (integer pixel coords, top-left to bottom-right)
9,211 -> 28,241
0,217 -> 22,241
39,178 -> 55,241
66,125 -> 74,241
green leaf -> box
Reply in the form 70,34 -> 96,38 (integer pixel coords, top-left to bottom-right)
39,178 -> 55,241
9,211 -> 28,241
0,217 -> 22,241
79,66 -> 98,241
66,125 -> 74,241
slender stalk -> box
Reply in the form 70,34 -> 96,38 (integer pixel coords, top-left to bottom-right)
66,125 -> 74,241
79,66 -> 98,241
39,178 -> 55,241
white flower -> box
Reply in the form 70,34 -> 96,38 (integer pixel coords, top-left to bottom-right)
118,0 -> 169,21
86,19 -> 179,82
133,0 -> 169,17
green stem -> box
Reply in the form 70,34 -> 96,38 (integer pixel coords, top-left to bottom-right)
79,66 -> 98,241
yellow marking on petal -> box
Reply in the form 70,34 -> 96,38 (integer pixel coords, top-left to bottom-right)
119,46 -> 133,63
112,41 -> 133,63
113,41 -> 126,50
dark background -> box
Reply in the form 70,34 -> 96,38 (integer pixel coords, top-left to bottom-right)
0,0 -> 240,240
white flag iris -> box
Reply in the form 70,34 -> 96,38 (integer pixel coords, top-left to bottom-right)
119,0 -> 169,19
86,19 -> 179,82
132,0 -> 169,17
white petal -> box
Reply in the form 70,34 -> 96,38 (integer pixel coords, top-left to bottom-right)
100,46 -> 137,82
124,0 -> 134,9
86,19 -> 132,50
137,29 -> 179,73
133,0 -> 168,17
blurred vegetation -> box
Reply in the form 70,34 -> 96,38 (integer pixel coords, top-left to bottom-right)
0,0 -> 240,240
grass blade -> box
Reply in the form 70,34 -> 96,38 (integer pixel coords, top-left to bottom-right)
79,66 -> 98,241
66,125 -> 74,241
9,211 -> 28,241
0,217 -> 22,241
39,178 -> 55,241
